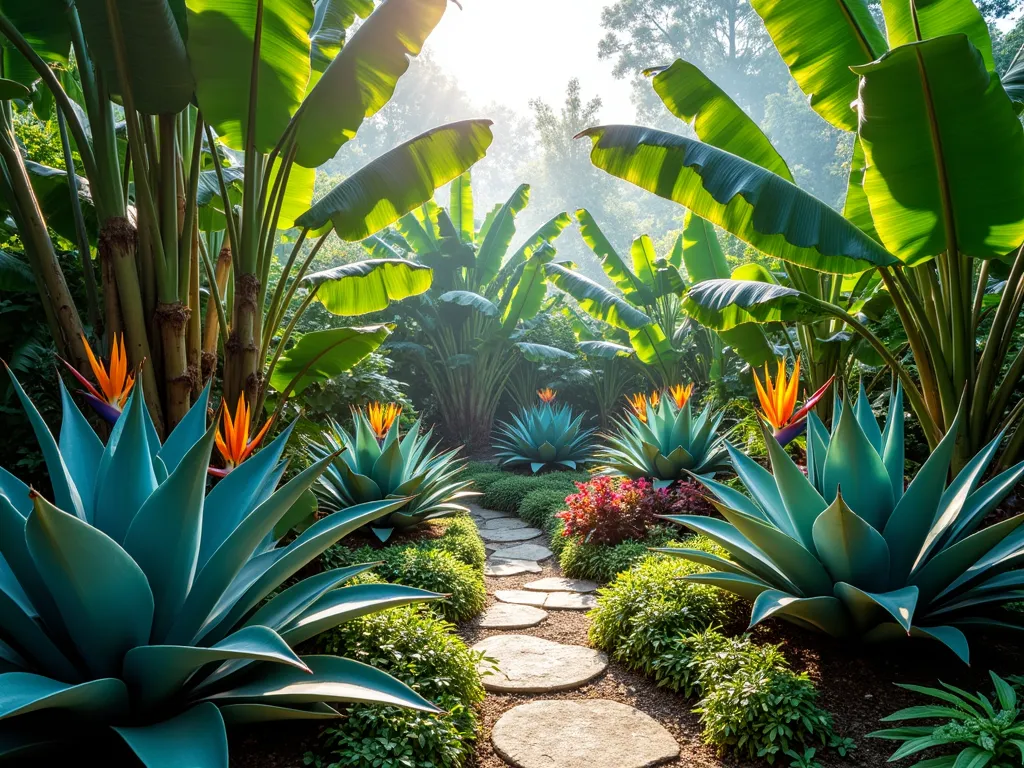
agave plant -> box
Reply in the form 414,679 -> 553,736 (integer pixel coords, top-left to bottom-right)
494,393 -> 597,473
309,404 -> 476,542
600,385 -> 728,487
0,373 -> 446,765
663,384 -> 1024,664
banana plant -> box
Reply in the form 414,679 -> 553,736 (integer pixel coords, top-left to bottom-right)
371,171 -> 574,448
576,0 -> 1024,469
547,208 -> 778,386
0,368 -> 446,765
0,0 -> 491,436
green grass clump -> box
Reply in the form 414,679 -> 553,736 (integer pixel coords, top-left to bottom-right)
313,605 -> 486,768
518,487 -> 569,528
462,461 -> 507,492
480,471 -> 587,513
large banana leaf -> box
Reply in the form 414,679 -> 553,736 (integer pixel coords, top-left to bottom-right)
881,0 -> 994,72
500,246 -> 552,329
0,0 -> 70,86
749,0 -> 886,132
854,35 -> 1024,262
187,0 -> 313,152
575,208 -> 648,301
269,324 -> 392,395
294,0 -> 445,168
302,259 -> 432,316
448,171 -> 474,244
578,125 -> 896,274
296,120 -> 493,240
309,0 -> 374,74
476,184 -> 530,285
683,279 -> 824,329
544,263 -> 651,331
76,0 -> 193,115
649,60 -> 792,181
682,212 -> 773,366
843,138 -> 880,241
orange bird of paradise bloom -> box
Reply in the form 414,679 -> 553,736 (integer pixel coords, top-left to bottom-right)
626,392 -> 650,422
62,334 -> 136,423
211,394 -> 274,477
365,402 -> 402,440
753,358 -> 834,446
668,383 -> 694,409
537,388 -> 557,403
649,389 -> 661,410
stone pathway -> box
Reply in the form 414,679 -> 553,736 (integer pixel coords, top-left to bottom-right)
465,502 -> 681,768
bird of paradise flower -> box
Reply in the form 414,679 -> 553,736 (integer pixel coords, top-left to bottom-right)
753,358 -> 834,446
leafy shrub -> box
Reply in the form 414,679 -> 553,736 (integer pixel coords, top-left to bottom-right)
418,515 -> 487,570
589,540 -> 736,682
313,606 -> 486,768
558,525 -> 679,582
327,545 -> 486,622
694,635 -> 834,764
481,471 -> 588,513
518,487 -> 569,528
666,480 -> 716,516
463,461 -> 507,492
870,671 -> 1024,768
559,476 -> 666,545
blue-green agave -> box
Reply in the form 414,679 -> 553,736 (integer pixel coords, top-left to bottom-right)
494,402 -> 597,473
0,373 -> 446,765
600,392 -> 728,487
663,385 -> 1024,663
308,409 -> 476,541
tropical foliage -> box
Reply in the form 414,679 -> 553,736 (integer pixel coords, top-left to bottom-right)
494,395 -> 597,473
577,1 -> 1024,469
309,405 -> 475,541
0,0 -> 489,437
664,385 -> 1024,663
0,371 -> 444,765
379,171 -> 573,447
600,386 -> 728,486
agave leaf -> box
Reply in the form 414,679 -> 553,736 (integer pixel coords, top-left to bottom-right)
123,422 -> 218,640
0,589 -> 79,682
822,397 -> 894,530
158,381 -> 212,475
880,384 -> 905,504
749,589 -> 852,637
280,583 -> 445,645
940,430 -> 1015,544
853,381 -> 883,452
724,443 -> 794,539
123,626 -> 308,707
56,378 -> 103,524
577,125 -> 896,275
763,427 -> 827,553
26,493 -> 154,678
0,672 -> 127,721
219,702 -> 341,725
203,655 -> 441,713
834,583 -> 918,633
114,702 -> 228,768
370,438 -> 405,494
689,473 -> 769,522
813,492 -> 891,592
866,623 -> 972,665
244,564 -> 375,633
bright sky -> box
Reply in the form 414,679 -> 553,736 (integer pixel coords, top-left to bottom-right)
424,0 -> 637,122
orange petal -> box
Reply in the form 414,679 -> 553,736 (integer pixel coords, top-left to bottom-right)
240,417 -> 273,463
81,334 -> 111,397
753,368 -> 778,427
215,430 -> 231,464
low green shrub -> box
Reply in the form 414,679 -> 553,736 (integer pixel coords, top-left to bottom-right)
558,526 -> 678,582
326,544 -> 486,622
589,539 -> 735,680
519,487 -> 569,527
463,461 -> 507,492
480,471 -> 587,513
312,605 -> 487,768
420,515 -> 487,569
692,630 -> 835,764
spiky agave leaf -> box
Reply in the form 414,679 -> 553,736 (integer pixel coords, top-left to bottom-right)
663,383 -> 1024,664
493,402 -> 597,473
308,412 -> 476,541
0,370 -> 446,766
598,396 -> 729,487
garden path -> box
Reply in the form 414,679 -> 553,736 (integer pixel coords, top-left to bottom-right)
461,503 -> 729,768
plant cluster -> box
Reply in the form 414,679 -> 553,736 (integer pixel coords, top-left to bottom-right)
666,386 -> 1024,663
518,487 -> 571,528
558,476 -> 664,545
0,374 -> 445,764
310,405 -> 475,541
871,672 -> 1024,768
494,399 -> 597,473
480,472 -> 589,514
312,604 -> 487,768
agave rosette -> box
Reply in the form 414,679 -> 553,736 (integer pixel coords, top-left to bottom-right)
309,407 -> 476,541
0,372 -> 445,765
494,402 -> 597,473
663,384 -> 1024,663
600,390 -> 728,487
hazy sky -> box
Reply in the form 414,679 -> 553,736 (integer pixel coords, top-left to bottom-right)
424,0 -> 637,122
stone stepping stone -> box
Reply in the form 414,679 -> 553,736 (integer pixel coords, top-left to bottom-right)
481,517 -> 533,531
523,577 -> 598,593
491,699 -> 679,768
472,636 -> 607,693
466,505 -> 508,520
477,603 -> 547,629
480,527 -> 543,543
485,559 -> 543,577
494,590 -> 547,607
544,592 -> 597,611
490,543 -> 553,562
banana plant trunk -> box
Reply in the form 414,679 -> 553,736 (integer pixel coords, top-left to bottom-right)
225,271 -> 261,407
201,243 -> 232,384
